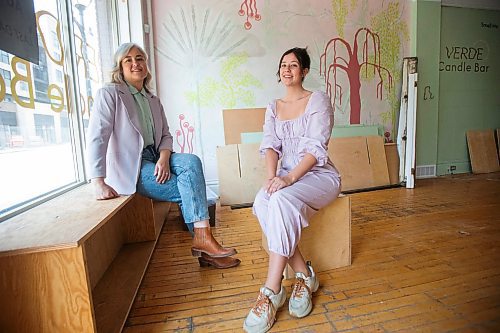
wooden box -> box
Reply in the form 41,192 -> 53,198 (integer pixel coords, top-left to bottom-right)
262,195 -> 351,279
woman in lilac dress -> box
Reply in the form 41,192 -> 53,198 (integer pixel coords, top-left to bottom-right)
244,48 -> 341,333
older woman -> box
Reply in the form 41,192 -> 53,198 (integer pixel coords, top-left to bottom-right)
87,43 -> 239,269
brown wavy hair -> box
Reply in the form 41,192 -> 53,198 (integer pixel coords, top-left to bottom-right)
276,47 -> 310,83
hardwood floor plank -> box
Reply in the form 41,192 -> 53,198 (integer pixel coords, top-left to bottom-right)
124,173 -> 500,332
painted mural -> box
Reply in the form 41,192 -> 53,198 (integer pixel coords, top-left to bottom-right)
319,27 -> 394,125
238,0 -> 261,30
152,0 -> 410,182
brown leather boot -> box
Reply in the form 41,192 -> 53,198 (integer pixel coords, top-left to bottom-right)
191,227 -> 237,258
198,253 -> 241,269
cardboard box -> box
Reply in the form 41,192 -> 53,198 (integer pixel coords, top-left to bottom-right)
216,143 -> 267,206
262,195 -> 351,279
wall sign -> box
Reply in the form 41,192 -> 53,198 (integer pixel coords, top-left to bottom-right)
440,45 -> 489,73
439,17 -> 498,74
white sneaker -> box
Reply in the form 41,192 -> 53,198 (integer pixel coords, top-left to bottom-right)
288,263 -> 319,318
243,286 -> 286,333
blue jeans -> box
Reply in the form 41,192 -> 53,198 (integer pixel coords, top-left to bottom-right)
136,147 -> 209,229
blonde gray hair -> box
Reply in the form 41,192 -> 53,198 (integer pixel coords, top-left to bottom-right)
110,43 -> 153,92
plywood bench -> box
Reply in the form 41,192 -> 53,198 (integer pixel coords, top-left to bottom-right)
0,184 -> 170,333
262,194 -> 351,279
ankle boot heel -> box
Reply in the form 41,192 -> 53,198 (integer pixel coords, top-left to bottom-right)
191,248 -> 202,257
198,257 -> 210,267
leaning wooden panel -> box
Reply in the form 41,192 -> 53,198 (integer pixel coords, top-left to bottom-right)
217,144 -> 243,205
385,143 -> 400,185
366,135 -> 391,187
217,143 -> 267,206
239,143 -> 267,200
328,136 -> 372,191
496,128 -> 500,159
466,129 -> 500,174
328,136 -> 390,191
0,247 -> 95,333
222,108 -> 266,145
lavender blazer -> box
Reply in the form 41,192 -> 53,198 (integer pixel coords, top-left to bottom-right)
86,83 -> 173,195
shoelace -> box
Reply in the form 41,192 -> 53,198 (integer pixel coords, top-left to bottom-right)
252,292 -> 271,317
291,278 -> 310,299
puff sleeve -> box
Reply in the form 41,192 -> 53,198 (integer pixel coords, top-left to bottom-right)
259,102 -> 282,159
297,92 -> 333,166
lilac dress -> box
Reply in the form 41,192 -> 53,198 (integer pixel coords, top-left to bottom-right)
253,91 -> 341,258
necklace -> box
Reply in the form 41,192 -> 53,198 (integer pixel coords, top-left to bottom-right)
279,92 -> 311,103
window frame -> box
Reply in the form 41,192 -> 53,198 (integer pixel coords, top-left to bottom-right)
0,0 -> 124,222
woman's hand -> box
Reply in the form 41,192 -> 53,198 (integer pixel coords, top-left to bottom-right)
155,156 -> 171,183
264,175 -> 295,195
92,178 -> 119,200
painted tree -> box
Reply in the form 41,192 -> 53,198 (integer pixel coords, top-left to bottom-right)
320,27 -> 393,124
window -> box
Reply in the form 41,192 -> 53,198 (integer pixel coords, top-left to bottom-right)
34,114 -> 56,144
33,46 -> 48,81
51,31 -> 60,50
0,111 -> 18,149
0,51 -> 9,64
0,111 -> 17,127
33,47 -> 50,103
0,69 -> 11,90
34,80 -> 50,102
0,0 -> 116,219
55,69 -> 63,83
19,81 -> 28,92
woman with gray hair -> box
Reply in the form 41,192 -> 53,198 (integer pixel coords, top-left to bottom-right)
87,43 -> 240,269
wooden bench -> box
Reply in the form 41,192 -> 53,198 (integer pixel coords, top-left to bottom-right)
262,195 -> 351,279
0,184 -> 171,333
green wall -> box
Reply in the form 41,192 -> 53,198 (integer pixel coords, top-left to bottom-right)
416,1 -> 500,175
437,6 -> 500,174
416,1 -> 441,169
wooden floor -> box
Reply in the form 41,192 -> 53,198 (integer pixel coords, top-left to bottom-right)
123,173 -> 500,332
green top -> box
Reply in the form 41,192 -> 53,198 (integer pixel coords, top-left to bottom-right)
127,83 -> 154,147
